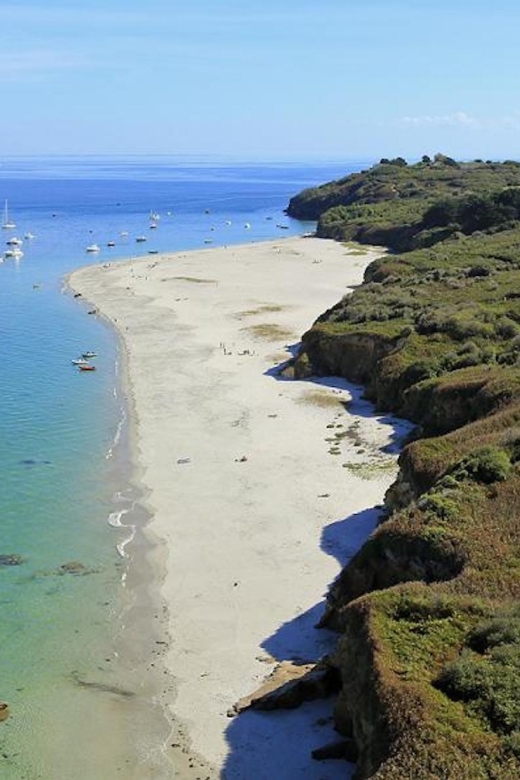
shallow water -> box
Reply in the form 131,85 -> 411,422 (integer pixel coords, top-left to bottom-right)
0,155 -> 366,777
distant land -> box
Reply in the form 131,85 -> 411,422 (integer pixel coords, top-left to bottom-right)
287,154 -> 520,779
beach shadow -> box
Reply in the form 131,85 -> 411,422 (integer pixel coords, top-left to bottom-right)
222,503 -> 386,779
265,352 -> 415,455
223,367 -> 411,778
263,341 -> 302,379
321,506 -> 383,570
223,699 -> 355,779
223,594 -> 355,779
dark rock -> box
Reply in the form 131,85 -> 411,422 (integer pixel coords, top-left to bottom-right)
249,660 -> 341,711
0,554 -> 24,566
58,561 -> 88,575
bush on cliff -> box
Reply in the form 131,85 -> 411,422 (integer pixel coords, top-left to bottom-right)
436,614 -> 520,740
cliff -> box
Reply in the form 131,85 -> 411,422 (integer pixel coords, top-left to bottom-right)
289,157 -> 520,778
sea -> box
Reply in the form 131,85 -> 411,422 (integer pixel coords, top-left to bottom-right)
0,155 -> 368,779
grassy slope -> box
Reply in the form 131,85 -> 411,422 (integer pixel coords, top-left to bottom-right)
291,158 -> 520,778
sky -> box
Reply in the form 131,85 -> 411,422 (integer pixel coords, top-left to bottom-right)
2,0 -> 520,161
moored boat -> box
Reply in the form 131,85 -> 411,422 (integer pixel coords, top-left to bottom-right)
4,248 -> 23,259
2,201 -> 15,230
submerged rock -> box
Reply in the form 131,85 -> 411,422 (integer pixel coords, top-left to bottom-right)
57,561 -> 89,576
0,554 -> 24,566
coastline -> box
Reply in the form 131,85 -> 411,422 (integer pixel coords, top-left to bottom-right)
69,236 -> 409,777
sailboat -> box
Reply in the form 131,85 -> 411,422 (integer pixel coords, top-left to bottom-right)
2,201 -> 16,230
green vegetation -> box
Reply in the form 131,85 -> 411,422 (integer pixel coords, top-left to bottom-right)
289,157 -> 520,778
287,155 -> 520,252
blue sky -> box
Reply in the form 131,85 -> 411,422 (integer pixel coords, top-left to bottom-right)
2,0 -> 520,160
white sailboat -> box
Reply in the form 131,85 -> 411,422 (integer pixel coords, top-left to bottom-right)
2,201 -> 16,230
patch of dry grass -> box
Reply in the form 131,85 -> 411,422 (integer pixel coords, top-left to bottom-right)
343,241 -> 370,256
296,389 -> 343,408
237,304 -> 285,317
244,323 -> 295,341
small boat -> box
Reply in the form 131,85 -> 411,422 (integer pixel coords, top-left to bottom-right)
2,201 -> 15,230
120,231 -> 129,237
4,248 -> 23,259
149,222 -> 157,229
149,212 -> 160,221
136,236 -> 147,242
148,250 -> 159,254
24,232 -> 35,239
78,363 -> 96,371
82,351 -> 97,359
276,224 -> 289,230
6,236 -> 22,246
244,223 -> 251,229
107,241 -> 115,247
86,244 -> 100,253
72,358 -> 90,367
204,239 -> 213,244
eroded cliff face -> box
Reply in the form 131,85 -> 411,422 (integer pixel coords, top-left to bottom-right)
293,330 -> 401,390
319,522 -> 466,634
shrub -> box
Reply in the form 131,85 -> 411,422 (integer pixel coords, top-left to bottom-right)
444,316 -> 493,340
420,491 -> 459,520
436,650 -> 487,701
448,447 -> 512,484
496,318 -> 520,339
469,618 -> 520,652
436,642 -> 520,735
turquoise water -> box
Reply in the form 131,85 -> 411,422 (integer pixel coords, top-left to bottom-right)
0,156 -> 367,778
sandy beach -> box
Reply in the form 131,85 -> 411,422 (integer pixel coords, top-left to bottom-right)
69,237 -> 409,779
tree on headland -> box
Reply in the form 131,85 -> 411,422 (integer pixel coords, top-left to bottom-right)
379,157 -> 408,167
433,152 -> 459,167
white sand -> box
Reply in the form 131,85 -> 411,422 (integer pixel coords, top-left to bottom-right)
70,237 -> 410,779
